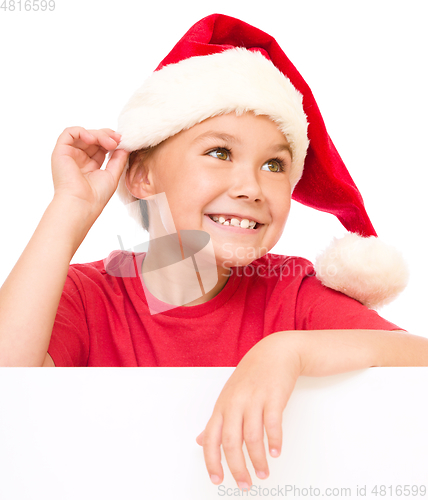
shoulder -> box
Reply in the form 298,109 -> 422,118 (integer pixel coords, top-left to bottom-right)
69,250 -> 142,278
63,250 -> 144,302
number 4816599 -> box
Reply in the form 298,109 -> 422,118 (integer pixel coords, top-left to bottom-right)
1,0 -> 55,11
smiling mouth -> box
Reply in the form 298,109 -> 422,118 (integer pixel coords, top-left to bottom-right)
206,214 -> 263,230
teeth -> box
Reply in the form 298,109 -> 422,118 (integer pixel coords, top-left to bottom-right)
210,215 -> 257,229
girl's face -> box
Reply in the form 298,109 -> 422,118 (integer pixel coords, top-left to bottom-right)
127,112 -> 293,269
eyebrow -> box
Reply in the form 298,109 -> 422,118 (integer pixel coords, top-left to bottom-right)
192,131 -> 237,145
192,131 -> 293,159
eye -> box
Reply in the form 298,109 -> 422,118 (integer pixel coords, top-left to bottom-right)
262,158 -> 286,173
207,148 -> 231,161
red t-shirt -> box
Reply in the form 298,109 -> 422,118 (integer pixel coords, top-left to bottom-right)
47,250 -> 402,367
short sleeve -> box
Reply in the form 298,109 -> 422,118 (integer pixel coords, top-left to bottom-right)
296,275 -> 403,331
47,268 -> 90,367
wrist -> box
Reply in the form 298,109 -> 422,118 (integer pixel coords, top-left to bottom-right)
51,194 -> 100,224
48,195 -> 99,257
254,331 -> 304,378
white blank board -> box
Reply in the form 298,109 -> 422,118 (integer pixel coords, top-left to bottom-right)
0,368 -> 427,499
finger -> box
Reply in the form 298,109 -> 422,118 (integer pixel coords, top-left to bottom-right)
263,400 -> 284,458
222,412 -> 252,491
104,149 -> 129,185
95,128 -> 121,139
196,430 -> 204,446
242,405 -> 269,480
55,126 -> 96,150
89,148 -> 109,168
54,128 -> 105,164
58,142 -> 107,173
109,130 -> 122,142
82,138 -> 116,162
104,129 -> 122,146
57,127 -> 118,154
87,128 -> 122,147
85,129 -> 119,152
201,414 -> 224,485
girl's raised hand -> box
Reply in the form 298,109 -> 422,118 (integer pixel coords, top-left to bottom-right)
51,126 -> 130,215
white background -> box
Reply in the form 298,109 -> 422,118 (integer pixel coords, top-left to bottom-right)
0,1 -> 427,336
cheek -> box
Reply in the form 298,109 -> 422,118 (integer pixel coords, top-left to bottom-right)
270,186 -> 291,218
177,171 -> 218,206
280,202 -> 292,229
169,157 -> 209,189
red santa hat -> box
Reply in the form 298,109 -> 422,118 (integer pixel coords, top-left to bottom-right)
116,13 -> 409,309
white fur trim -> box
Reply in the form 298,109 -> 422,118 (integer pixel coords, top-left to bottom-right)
116,47 -> 309,209
314,233 -> 409,309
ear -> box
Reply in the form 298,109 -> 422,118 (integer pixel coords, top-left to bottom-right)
125,150 -> 153,200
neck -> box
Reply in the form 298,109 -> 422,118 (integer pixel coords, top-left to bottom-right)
139,192 -> 230,307
141,250 -> 231,307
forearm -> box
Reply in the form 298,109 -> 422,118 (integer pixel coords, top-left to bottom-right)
271,329 -> 428,377
0,196 -> 97,366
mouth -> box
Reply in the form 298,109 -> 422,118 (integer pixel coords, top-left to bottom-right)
204,214 -> 264,233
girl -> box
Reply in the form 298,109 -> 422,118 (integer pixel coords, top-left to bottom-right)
0,13 -> 427,492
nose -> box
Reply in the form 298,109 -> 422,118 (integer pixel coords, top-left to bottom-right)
227,163 -> 265,202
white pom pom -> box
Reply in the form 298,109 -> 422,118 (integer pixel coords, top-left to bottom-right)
314,233 -> 409,309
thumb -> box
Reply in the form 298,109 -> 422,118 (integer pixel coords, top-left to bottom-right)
196,430 -> 205,446
105,148 -> 130,186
